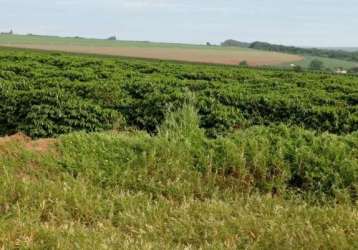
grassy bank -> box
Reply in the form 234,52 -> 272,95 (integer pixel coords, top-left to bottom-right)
0,106 -> 357,249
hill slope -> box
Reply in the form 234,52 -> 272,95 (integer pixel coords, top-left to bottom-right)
0,47 -> 356,138
222,39 -> 358,70
222,39 -> 358,62
0,106 -> 357,249
0,34 -> 303,66
0,47 -> 357,249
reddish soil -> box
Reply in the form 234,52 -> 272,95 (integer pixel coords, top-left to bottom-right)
1,44 -> 303,66
0,132 -> 56,153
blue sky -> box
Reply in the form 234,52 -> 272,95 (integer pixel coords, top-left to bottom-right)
0,0 -> 357,46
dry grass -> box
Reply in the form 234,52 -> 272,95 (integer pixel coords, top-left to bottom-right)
0,107 -> 357,249
0,133 -> 56,154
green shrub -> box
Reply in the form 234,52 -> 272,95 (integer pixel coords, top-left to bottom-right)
0,48 -> 357,137
58,106 -> 358,200
0,87 -> 122,138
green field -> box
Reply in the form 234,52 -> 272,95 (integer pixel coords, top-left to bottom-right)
0,34 -> 217,49
323,47 -> 358,52
1,34 -> 357,71
0,47 -> 357,249
282,55 -> 358,70
0,34 -> 303,66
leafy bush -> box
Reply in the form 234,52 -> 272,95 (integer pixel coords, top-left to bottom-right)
224,126 -> 358,198
0,87 -> 122,138
59,106 -> 358,201
309,59 -> 324,71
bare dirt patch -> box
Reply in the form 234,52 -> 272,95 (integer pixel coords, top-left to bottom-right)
1,44 -> 303,66
0,132 -> 56,154
0,132 -> 31,145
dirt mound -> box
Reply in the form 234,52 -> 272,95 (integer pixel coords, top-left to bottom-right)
27,138 -> 57,153
0,132 -> 56,153
0,132 -> 31,144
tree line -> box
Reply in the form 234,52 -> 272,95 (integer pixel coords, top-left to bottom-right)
221,39 -> 358,63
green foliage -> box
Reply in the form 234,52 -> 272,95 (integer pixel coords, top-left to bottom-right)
289,55 -> 358,71
0,86 -> 122,138
349,67 -> 358,74
248,40 -> 358,62
226,126 -> 358,198
221,39 -> 251,47
0,47 -> 357,249
309,59 -> 324,70
0,48 -> 357,138
0,104 -> 357,249
293,65 -> 303,72
107,36 -> 117,41
239,60 -> 248,66
1,141 -> 357,249
58,106 -> 358,201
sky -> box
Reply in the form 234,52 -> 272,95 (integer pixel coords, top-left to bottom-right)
0,0 -> 357,47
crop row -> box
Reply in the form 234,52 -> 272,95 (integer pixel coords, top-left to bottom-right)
0,48 -> 357,137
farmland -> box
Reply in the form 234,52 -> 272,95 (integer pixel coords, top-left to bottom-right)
0,34 -> 303,66
281,55 -> 358,71
0,47 -> 357,249
3,34 -> 358,71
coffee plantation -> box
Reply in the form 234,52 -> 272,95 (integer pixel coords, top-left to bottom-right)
1,47 -> 358,249
0,47 -> 357,138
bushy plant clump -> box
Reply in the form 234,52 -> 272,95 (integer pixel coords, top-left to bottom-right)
59,105 -> 358,201
0,105 -> 357,248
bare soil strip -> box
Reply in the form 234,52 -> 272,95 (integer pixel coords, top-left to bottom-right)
0,44 -> 303,66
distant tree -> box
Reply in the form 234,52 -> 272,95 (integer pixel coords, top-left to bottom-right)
248,41 -> 358,63
221,39 -> 251,48
206,42 -> 212,46
107,36 -> 117,41
0,29 -> 13,35
293,65 -> 303,72
239,60 -> 248,67
309,59 -> 324,71
348,67 -> 358,74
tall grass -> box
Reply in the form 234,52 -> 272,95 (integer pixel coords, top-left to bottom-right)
59,105 -> 358,201
0,105 -> 357,249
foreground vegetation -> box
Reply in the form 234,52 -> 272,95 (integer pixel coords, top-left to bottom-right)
0,106 -> 357,249
0,47 -> 357,248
